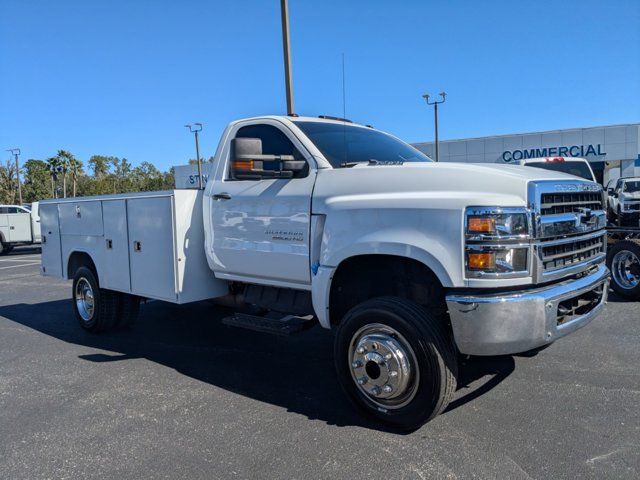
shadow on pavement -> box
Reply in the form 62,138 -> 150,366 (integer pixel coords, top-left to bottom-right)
0,298 -> 514,432
3,245 -> 41,256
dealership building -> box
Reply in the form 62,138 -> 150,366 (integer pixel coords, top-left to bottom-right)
413,123 -> 640,186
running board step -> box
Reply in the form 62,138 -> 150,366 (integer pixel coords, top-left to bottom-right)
222,313 -> 315,335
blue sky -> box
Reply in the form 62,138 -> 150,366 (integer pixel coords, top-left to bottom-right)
1,0 -> 639,171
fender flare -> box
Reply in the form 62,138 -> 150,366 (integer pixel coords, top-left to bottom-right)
312,242 -> 454,329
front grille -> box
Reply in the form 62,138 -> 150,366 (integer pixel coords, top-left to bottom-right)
541,234 -> 605,271
540,192 -> 603,215
626,204 -> 640,211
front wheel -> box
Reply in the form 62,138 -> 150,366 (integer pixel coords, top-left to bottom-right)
607,239 -> 640,299
334,297 -> 457,431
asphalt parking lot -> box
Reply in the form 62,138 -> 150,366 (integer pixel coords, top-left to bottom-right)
0,246 -> 638,479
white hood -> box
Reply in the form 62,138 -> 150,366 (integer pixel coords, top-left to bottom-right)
312,162 -> 584,213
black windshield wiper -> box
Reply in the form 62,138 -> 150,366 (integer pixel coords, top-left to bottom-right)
339,161 -> 365,168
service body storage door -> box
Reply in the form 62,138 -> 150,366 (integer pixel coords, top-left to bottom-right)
102,200 -> 131,292
127,196 -> 177,301
39,203 -> 63,277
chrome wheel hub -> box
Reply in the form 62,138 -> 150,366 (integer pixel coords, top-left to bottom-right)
612,250 -> 640,289
349,323 -> 418,409
75,278 -> 95,321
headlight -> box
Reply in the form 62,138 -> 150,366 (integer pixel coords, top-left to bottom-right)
465,207 -> 531,278
466,246 -> 529,274
466,208 -> 529,240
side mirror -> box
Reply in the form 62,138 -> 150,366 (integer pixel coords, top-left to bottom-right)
231,137 -> 306,180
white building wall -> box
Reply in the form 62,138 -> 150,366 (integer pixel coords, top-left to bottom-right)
413,124 -> 640,184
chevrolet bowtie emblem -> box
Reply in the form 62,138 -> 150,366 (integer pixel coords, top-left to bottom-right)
577,207 -> 593,223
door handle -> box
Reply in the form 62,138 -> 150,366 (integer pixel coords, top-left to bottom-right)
213,192 -> 232,200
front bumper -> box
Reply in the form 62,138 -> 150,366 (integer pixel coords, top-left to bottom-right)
445,263 -> 609,356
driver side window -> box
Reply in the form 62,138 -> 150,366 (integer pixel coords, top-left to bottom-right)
230,124 -> 308,179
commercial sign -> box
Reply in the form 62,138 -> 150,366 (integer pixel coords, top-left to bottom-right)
502,144 -> 606,162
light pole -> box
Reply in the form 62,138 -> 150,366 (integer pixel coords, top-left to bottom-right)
7,148 -> 22,204
422,92 -> 446,162
280,0 -> 295,115
184,123 -> 204,189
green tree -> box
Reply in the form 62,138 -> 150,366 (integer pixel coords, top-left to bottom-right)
88,155 -> 113,178
46,156 -> 61,198
68,156 -> 83,197
22,159 -> 51,202
0,159 -> 17,204
56,150 -> 79,198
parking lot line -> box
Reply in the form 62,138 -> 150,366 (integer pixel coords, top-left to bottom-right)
0,256 -> 41,263
0,262 -> 40,270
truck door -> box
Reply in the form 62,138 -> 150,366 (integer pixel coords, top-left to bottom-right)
209,121 -> 314,287
7,210 -> 32,243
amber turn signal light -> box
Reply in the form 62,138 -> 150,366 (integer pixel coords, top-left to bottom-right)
468,217 -> 496,233
467,252 -> 496,270
232,160 -> 254,171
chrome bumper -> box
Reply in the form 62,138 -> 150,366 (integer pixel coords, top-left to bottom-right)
446,263 -> 609,356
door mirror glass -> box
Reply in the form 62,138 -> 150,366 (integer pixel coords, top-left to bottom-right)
231,137 -> 306,180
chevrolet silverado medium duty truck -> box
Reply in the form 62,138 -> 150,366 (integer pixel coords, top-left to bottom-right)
40,115 -> 610,429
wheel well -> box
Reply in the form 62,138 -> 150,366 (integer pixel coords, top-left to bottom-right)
329,255 -> 446,326
67,252 -> 97,280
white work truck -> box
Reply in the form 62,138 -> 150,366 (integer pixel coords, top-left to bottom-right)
40,115 -> 610,429
0,203 -> 41,254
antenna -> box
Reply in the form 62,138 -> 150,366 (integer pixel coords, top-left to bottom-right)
342,53 -> 346,120
341,53 -> 347,166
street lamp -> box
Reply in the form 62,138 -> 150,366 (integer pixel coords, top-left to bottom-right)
422,92 -> 446,162
184,123 -> 204,190
6,148 -> 22,204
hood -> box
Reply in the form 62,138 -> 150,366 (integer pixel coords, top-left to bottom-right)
312,162 -> 587,213
621,191 -> 640,200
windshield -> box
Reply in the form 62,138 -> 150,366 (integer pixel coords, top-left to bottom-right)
623,180 -> 640,193
293,121 -> 432,168
525,161 -> 594,181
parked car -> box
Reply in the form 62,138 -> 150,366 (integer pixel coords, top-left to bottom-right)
514,156 -> 597,182
606,177 -> 640,226
0,203 -> 41,254
40,115 -> 609,430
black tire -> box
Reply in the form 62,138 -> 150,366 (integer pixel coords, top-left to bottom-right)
72,266 -> 120,332
334,296 -> 457,431
116,293 -> 140,328
607,239 -> 640,299
0,241 -> 5,255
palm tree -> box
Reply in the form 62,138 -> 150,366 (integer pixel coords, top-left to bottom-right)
46,156 -> 60,198
68,156 -> 83,197
56,150 -> 72,198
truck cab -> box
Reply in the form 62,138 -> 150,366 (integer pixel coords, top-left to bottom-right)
606,177 -> 640,226
513,156 -> 597,182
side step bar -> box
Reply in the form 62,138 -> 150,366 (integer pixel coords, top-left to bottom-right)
222,313 -> 315,335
